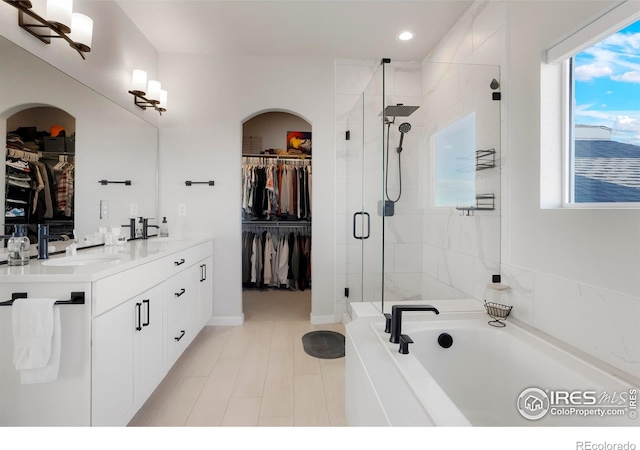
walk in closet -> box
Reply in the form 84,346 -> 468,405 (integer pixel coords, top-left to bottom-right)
4,107 -> 75,242
241,111 -> 312,315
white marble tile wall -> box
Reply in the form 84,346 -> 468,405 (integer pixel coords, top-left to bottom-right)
419,1 -> 504,306
501,263 -> 640,379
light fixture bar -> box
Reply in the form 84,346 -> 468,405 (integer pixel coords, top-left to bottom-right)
2,0 -> 91,60
128,90 -> 166,116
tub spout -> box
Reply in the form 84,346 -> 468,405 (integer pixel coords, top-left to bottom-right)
389,305 -> 439,344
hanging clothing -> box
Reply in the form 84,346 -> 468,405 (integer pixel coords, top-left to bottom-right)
242,157 -> 311,221
241,228 -> 311,290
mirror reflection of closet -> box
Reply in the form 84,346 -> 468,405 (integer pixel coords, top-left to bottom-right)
5,106 -> 75,243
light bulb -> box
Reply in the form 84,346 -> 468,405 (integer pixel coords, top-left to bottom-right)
147,80 -> 161,103
47,0 -> 73,33
131,70 -> 147,95
69,13 -> 93,52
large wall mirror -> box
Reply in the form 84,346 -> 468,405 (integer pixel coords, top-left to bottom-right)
0,35 -> 159,247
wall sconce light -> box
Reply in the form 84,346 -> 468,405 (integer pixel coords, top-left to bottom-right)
2,0 -> 93,60
128,70 -> 168,115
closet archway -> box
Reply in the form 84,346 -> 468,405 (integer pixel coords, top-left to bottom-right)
3,105 -> 76,243
241,110 -> 313,319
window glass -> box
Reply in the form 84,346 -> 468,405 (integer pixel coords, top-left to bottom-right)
571,20 -> 640,203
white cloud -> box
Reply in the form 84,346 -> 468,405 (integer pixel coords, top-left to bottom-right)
614,115 -> 640,132
611,70 -> 640,83
574,63 -> 612,81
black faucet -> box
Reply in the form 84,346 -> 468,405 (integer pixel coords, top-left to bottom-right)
121,217 -> 137,240
389,304 -> 439,344
37,224 -> 63,259
141,218 -> 159,239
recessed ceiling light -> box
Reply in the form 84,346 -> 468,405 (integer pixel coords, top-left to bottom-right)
398,30 -> 415,41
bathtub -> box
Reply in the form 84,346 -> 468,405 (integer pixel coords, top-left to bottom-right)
345,312 -> 639,426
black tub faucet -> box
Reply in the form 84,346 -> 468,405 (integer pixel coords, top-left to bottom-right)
389,304 -> 439,344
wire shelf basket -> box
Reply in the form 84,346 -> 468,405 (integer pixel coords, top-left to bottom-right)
484,300 -> 513,327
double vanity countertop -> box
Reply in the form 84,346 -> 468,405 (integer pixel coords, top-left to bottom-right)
0,236 -> 214,283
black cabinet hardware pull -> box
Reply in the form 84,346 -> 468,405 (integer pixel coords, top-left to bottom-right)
174,330 -> 186,341
175,288 -> 186,297
135,302 -> 142,331
174,259 -> 185,266
200,264 -> 207,282
142,299 -> 150,327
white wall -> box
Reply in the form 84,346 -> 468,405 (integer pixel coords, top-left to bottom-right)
158,53 -> 336,324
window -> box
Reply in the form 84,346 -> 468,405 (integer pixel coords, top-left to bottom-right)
568,20 -> 640,204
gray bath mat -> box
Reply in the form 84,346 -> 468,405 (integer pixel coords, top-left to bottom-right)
302,331 -> 345,359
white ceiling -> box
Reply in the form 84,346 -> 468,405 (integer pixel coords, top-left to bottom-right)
116,1 -> 473,61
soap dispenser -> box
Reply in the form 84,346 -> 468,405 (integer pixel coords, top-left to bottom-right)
8,224 -> 30,266
160,217 -> 169,237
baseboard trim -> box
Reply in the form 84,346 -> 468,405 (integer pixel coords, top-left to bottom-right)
208,314 -> 244,326
310,313 -> 337,325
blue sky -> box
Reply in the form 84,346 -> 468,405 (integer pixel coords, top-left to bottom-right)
574,20 -> 640,145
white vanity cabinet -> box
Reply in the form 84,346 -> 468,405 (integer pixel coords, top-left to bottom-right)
0,237 -> 214,426
92,283 -> 165,426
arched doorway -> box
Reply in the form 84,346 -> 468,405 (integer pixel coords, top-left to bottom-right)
4,106 -> 75,243
241,111 -> 313,321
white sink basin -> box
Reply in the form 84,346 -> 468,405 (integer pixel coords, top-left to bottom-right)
42,254 -> 122,267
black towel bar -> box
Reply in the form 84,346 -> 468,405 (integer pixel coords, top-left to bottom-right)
185,180 -> 215,186
0,291 -> 85,306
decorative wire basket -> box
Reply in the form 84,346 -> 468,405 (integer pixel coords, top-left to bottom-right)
484,300 -> 513,327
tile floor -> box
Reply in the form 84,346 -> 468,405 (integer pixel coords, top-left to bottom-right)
129,288 -> 346,427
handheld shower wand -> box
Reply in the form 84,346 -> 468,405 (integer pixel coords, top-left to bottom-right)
397,122 -> 411,153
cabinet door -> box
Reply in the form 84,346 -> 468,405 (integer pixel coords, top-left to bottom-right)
135,283 -> 166,406
198,256 -> 213,328
92,297 -> 136,426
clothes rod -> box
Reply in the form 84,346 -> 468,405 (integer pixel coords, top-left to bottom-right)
99,180 -> 131,186
0,291 -> 85,306
185,180 -> 215,186
242,221 -> 311,227
242,154 -> 311,160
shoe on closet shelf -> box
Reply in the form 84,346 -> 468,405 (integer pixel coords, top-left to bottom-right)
5,207 -> 25,218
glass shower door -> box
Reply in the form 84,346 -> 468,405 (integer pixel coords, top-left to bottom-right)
345,62 -> 386,314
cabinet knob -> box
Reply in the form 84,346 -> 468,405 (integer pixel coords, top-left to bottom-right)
175,288 -> 186,297
174,259 -> 185,266
174,330 -> 186,342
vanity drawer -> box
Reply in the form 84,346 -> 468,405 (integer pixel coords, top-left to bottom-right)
167,242 -> 211,275
93,257 -> 166,317
164,268 -> 197,322
166,312 -> 190,368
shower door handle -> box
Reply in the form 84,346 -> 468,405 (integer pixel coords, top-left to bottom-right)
353,212 -> 371,240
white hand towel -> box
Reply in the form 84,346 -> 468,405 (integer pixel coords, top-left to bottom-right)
12,298 -> 61,384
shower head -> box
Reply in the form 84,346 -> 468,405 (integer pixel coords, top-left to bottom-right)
399,122 -> 411,134
380,104 -> 420,118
